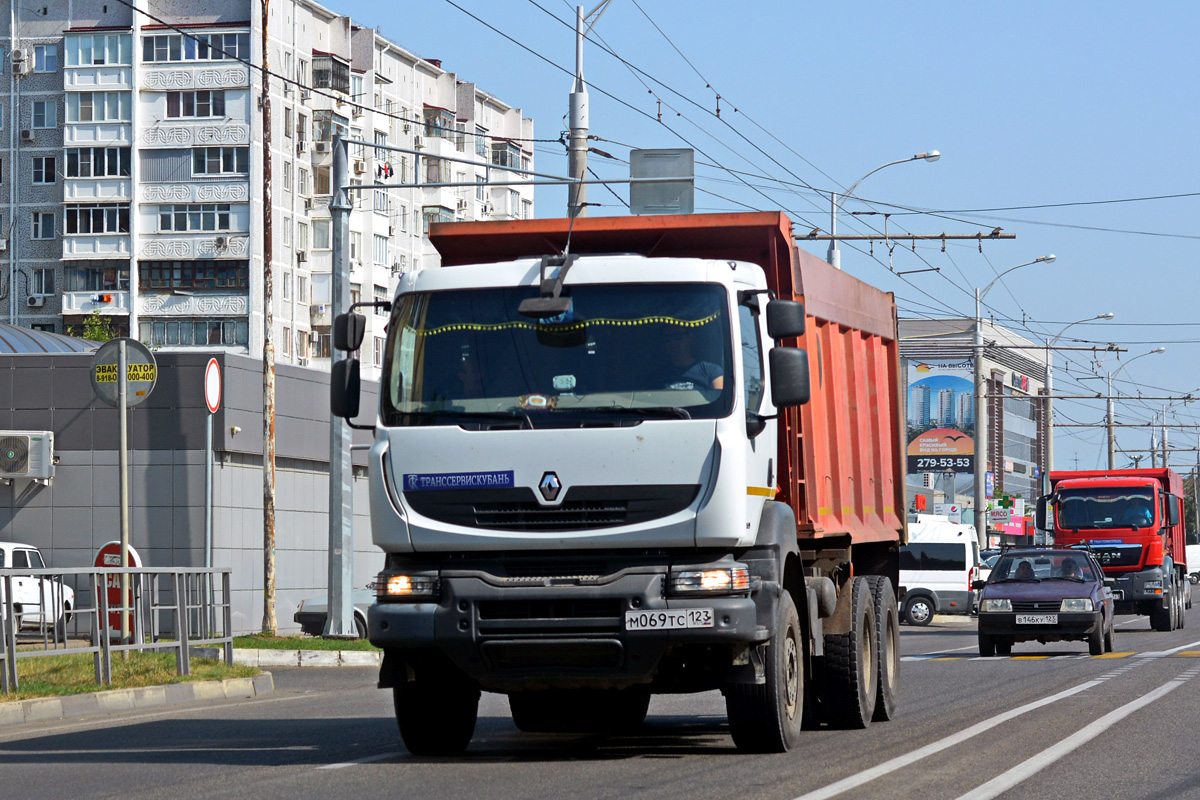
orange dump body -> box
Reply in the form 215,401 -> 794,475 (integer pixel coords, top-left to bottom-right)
430,212 -> 906,548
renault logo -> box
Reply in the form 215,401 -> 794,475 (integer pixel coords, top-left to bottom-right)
538,471 -> 562,502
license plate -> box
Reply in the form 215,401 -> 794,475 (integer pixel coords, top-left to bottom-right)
1111,590 -> 1124,600
625,608 -> 714,631
1016,614 -> 1058,625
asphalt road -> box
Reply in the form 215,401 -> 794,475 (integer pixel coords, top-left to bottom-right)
3,614 -> 1200,799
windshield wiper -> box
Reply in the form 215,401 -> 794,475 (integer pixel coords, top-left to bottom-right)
582,406 -> 692,420
405,409 -> 533,428
994,577 -> 1041,583
1049,576 -> 1087,582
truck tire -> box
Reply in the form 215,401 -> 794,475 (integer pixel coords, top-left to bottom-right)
978,632 -> 996,657
903,595 -> 934,627
509,688 -> 649,734
866,575 -> 899,722
725,592 -> 804,752
1150,595 -> 1172,631
821,577 -> 877,730
393,671 -> 480,756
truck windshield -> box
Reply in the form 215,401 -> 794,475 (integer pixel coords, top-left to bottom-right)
1056,487 -> 1156,530
380,283 -> 734,427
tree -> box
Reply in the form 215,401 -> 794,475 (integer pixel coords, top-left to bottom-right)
80,310 -> 116,342
1184,473 -> 1198,545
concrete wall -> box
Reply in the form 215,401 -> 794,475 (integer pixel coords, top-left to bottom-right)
0,350 -> 379,634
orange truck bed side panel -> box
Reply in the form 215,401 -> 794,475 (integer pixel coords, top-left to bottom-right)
429,213 -> 905,547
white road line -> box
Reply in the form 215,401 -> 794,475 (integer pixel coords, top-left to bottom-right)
316,752 -> 398,770
955,667 -> 1198,800
790,680 -> 1102,800
1137,637 -> 1200,658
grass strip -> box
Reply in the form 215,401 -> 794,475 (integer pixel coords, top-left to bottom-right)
233,634 -> 379,652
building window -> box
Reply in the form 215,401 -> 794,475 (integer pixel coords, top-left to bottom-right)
282,271 -> 291,300
32,268 -> 55,295
373,234 -> 388,266
422,205 -> 454,234
284,107 -> 293,138
374,189 -> 388,214
157,204 -> 233,232
64,260 -> 130,291
374,336 -> 385,366
143,317 -> 249,347
491,141 -> 521,169
297,222 -> 309,252
312,54 -> 350,94
0,102 -> 4,129
350,231 -> 362,262
350,283 -> 361,306
32,212 -> 54,239
476,176 -> 485,201
66,92 -> 132,123
313,109 -> 349,143
65,34 -> 132,66
34,44 -> 58,72
423,106 -> 455,140
282,326 -> 292,357
282,218 -> 291,247
30,323 -> 56,333
297,113 -> 308,145
351,74 -> 364,103
314,220 -> 330,250
475,126 -> 487,158
32,157 -> 55,185
167,90 -> 225,118
139,260 -> 249,289
66,147 -> 131,178
373,285 -> 388,313
66,204 -> 130,234
298,168 -> 310,196
374,130 -> 387,160
298,275 -> 308,304
192,147 -> 249,175
33,101 -> 56,129
315,165 -> 331,196
142,33 -> 250,63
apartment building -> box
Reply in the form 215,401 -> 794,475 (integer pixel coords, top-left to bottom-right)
4,0 -> 535,377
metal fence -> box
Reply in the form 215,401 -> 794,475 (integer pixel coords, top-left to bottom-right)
0,567 -> 233,693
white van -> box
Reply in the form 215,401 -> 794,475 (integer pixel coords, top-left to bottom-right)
899,515 -> 980,626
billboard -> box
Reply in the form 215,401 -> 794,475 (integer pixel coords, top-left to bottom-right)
906,359 -> 975,475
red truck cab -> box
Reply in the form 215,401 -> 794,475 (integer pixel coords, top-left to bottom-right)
1037,468 -> 1187,630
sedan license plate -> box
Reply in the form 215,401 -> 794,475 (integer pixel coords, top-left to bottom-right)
625,608 -> 714,631
1016,613 -> 1058,625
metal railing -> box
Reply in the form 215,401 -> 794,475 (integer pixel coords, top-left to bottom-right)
0,567 -> 233,693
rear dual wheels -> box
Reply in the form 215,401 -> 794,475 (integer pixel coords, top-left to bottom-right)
822,577 -> 878,729
866,576 -> 899,722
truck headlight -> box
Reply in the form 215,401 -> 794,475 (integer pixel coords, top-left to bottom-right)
1060,598 -> 1094,612
1143,580 -> 1163,590
668,567 -> 750,596
376,573 -> 439,601
982,598 -> 1012,612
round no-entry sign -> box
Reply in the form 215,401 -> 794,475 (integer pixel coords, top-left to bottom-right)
204,358 -> 221,414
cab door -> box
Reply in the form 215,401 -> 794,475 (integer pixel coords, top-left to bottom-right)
738,299 -> 773,524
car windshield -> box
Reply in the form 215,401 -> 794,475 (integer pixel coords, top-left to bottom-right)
381,283 -> 735,428
992,553 -> 1098,582
1056,486 -> 1155,530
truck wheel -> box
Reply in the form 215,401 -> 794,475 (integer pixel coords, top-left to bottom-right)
903,596 -> 933,627
978,632 -> 996,657
995,638 -> 1012,656
1088,623 -> 1104,656
866,575 -> 899,722
1150,603 -> 1171,631
393,671 -> 480,756
510,689 -> 649,734
822,577 -> 877,730
725,592 -> 803,752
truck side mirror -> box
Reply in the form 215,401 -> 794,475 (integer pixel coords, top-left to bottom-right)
330,358 -> 361,419
766,299 -> 806,340
334,312 -> 366,352
1035,496 -> 1048,530
769,347 -> 810,407
1168,494 -> 1181,527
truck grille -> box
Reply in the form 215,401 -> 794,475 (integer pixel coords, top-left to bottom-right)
1086,544 -> 1143,569
478,599 -> 623,621
405,484 -> 699,532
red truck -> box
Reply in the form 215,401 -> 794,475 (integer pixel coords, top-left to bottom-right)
1036,468 -> 1187,630
337,212 -> 907,754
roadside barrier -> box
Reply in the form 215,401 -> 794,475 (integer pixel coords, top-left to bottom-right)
0,567 -> 233,693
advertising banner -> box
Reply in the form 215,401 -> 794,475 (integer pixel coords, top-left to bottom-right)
906,359 -> 975,475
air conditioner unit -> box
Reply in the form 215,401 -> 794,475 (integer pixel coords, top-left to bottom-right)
11,47 -> 27,65
388,225 -> 396,237
308,331 -> 320,343
12,49 -> 29,76
314,141 -> 330,154
283,84 -> 294,97
0,431 -> 55,481
352,107 -> 364,118
482,202 -> 494,215
413,135 -> 423,148
26,295 -> 45,308
303,197 -> 313,211
20,129 -> 33,142
296,356 -> 308,367
353,160 -> 365,174
296,251 -> 308,262
0,239 -> 8,252
456,199 -> 468,211
296,141 -> 308,155
300,89 -> 311,101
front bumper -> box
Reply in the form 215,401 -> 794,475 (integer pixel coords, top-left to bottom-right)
368,570 -> 761,691
978,610 -> 1102,641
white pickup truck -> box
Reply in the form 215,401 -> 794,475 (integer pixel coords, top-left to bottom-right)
0,541 -> 75,637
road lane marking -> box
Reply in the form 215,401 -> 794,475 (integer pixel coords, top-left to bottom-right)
316,752 -> 399,770
955,665 -> 1200,800
1093,651 -> 1133,658
1138,638 -> 1200,658
790,680 -> 1102,800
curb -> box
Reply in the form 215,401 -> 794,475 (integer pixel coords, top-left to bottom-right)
0,671 -> 274,728
215,648 -> 382,667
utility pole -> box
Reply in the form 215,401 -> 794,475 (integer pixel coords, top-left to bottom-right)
567,1 -> 612,218
261,0 -> 278,634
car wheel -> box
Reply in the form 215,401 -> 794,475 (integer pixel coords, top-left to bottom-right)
904,596 -> 934,627
354,614 -> 367,640
978,632 -> 996,657
1088,623 -> 1104,656
995,638 -> 1012,656
1104,619 -> 1115,653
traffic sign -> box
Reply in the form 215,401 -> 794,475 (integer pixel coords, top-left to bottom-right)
94,541 -> 143,633
90,338 -> 157,408
204,358 -> 222,414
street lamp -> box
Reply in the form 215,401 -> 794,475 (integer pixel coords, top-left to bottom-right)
1045,312 -> 1114,485
827,150 -> 940,269
1106,347 -> 1166,469
973,255 -> 1056,546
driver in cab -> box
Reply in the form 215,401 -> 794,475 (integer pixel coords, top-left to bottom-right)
663,327 -> 723,391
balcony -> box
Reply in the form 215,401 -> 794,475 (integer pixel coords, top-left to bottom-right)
63,234 -> 130,260
310,302 -> 332,327
65,177 -> 132,202
139,234 -> 251,261
140,61 -> 250,93
62,290 -> 130,315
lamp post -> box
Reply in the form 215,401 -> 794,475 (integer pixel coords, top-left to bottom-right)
973,255 -> 1056,547
827,150 -> 940,269
1106,347 -> 1166,469
1045,313 -> 1114,486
